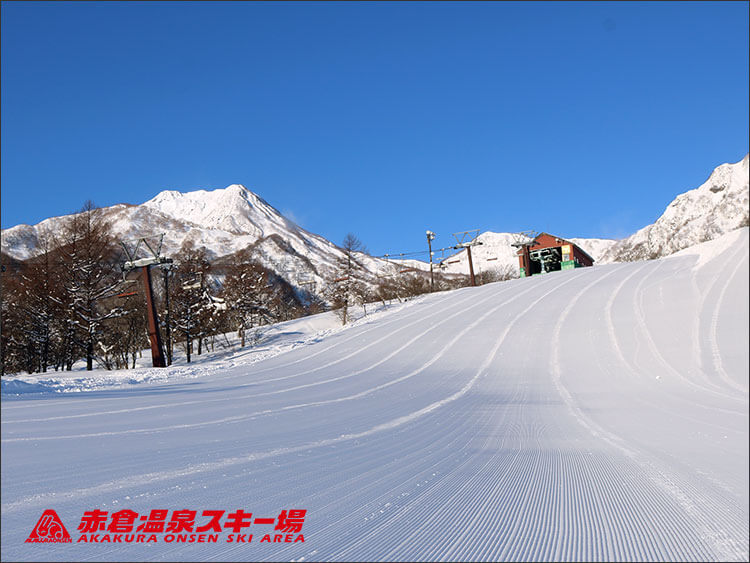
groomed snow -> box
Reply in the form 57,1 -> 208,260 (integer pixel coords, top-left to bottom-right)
2,229 -> 748,562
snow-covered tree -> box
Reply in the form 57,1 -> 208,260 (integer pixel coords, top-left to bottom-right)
1,230 -> 65,373
96,292 -> 149,370
53,201 -> 124,371
221,250 -> 273,347
169,242 -> 221,362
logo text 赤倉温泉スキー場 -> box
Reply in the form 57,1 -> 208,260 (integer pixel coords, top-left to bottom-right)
25,508 -> 306,544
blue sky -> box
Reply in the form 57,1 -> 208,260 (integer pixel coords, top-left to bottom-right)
2,1 -> 748,256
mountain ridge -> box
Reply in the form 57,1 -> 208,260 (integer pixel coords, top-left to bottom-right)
0,184 -> 388,295
2,154 -> 748,287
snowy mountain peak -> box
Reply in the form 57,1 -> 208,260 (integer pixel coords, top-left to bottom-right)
140,184 -> 292,237
144,184 -> 254,215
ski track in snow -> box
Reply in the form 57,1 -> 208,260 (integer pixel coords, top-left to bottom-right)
3,280 -> 532,441
630,260 -> 741,403
601,257 -> 745,428
551,265 -> 746,562
693,242 -> 749,389
1,275 -> 566,488
2,230 -> 748,562
708,251 -> 749,393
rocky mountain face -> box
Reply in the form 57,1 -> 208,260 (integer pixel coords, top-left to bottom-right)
599,154 -> 749,263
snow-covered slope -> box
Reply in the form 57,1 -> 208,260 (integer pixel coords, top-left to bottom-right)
0,185 -> 385,293
567,236 -> 619,261
2,228 -> 747,562
600,154 -> 749,263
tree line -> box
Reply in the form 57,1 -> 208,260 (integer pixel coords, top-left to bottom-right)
0,203 -> 310,375
0,203 -> 515,376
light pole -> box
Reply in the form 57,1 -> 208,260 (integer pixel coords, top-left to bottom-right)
426,230 -> 436,292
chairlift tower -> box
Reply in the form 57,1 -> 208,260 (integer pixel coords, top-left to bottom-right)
121,234 -> 173,368
510,230 -> 538,278
452,229 -> 483,287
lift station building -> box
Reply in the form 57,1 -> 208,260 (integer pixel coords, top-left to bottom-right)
516,233 -> 595,277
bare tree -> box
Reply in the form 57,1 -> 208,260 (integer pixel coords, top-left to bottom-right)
327,233 -> 368,325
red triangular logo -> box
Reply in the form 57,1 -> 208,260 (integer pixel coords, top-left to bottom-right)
25,509 -> 72,543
